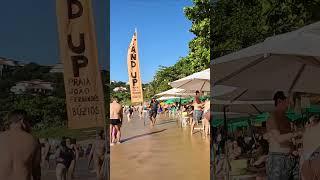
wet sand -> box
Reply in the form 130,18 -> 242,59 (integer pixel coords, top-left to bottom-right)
111,114 -> 210,180
41,158 -> 96,180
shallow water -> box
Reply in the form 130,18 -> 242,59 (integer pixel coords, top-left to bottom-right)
111,115 -> 210,180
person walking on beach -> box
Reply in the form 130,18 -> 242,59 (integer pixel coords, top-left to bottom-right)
88,130 -> 106,180
0,110 -> 41,180
191,91 -> 204,135
149,97 -> 160,128
129,106 -> 134,120
110,97 -> 123,145
126,106 -> 133,122
66,138 -> 78,179
142,101 -> 149,120
55,138 -> 74,180
42,138 -> 51,169
266,91 -> 302,180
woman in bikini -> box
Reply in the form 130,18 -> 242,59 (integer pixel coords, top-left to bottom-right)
67,138 -> 78,179
55,139 -> 75,180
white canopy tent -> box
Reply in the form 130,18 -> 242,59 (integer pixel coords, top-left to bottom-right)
169,69 -> 210,92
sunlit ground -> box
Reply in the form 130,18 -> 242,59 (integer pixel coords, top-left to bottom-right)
111,114 -> 210,180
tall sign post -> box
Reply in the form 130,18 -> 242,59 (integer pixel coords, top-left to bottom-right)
127,29 -> 144,104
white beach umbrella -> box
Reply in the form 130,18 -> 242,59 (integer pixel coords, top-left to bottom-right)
212,21 -> 320,95
212,99 -> 274,115
169,69 -> 210,92
212,85 -> 278,101
155,88 -> 194,97
156,96 -> 179,101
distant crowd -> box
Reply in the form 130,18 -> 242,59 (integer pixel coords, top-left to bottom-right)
212,91 -> 320,180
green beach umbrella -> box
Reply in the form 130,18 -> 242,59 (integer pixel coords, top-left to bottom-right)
305,105 -> 320,113
164,99 -> 175,104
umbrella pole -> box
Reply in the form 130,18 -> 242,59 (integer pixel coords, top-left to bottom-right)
248,117 -> 257,144
223,106 -> 230,180
212,124 -> 217,180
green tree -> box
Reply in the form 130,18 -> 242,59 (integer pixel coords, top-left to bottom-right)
184,0 -> 210,70
211,0 -> 320,59
146,0 -> 211,97
13,95 -> 67,129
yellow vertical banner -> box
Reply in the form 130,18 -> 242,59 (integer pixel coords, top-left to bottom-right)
56,0 -> 106,129
127,30 -> 144,104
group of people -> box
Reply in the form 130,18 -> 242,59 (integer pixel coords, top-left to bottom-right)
0,110 -> 107,180
110,97 -> 165,146
213,126 -> 270,179
212,91 -> 320,180
179,91 -> 211,138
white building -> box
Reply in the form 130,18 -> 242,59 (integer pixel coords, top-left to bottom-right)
113,87 -> 128,92
11,80 -> 54,95
50,63 -> 64,73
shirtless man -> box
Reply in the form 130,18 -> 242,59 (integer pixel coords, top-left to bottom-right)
88,130 -> 106,180
110,97 -> 123,145
0,110 -> 41,180
191,91 -> 204,134
266,91 -> 301,180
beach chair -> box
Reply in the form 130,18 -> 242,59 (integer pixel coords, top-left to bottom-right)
194,118 -> 205,136
181,112 -> 189,127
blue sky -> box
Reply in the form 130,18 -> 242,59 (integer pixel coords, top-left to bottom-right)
0,0 -> 108,68
110,0 -> 194,83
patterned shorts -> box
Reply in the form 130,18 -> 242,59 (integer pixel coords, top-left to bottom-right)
266,152 -> 300,180
193,110 -> 203,123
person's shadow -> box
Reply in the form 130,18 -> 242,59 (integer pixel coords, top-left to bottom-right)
156,120 -> 176,125
121,129 -> 167,143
